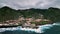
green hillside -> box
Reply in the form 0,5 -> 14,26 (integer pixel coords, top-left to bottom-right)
0,6 -> 60,22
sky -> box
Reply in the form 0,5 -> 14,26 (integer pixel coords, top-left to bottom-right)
0,0 -> 60,10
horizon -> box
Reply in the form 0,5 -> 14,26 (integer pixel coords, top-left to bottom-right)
0,6 -> 60,10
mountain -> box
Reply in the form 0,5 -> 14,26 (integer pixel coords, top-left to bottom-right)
0,6 -> 21,22
0,6 -> 60,22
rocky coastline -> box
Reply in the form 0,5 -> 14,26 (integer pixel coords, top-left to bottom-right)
0,16 -> 53,28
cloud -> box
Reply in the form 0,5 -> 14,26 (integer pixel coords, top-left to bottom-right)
0,0 -> 60,9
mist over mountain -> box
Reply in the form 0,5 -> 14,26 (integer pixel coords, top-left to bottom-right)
0,6 -> 60,22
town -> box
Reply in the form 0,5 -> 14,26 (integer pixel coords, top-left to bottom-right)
0,14 -> 52,28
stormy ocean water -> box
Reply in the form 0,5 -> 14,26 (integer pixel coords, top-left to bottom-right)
0,22 -> 60,34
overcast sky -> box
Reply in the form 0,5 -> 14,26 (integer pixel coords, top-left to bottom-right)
0,0 -> 60,9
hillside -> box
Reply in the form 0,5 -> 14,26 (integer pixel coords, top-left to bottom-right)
0,6 -> 60,22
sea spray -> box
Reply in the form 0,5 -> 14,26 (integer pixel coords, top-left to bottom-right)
0,24 -> 54,33
1,23 -> 60,33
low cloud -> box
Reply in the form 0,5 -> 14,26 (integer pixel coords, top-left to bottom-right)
0,0 -> 60,9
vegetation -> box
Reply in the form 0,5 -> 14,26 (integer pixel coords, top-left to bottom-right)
0,6 -> 60,23
31,21 -> 48,25
0,6 -> 21,22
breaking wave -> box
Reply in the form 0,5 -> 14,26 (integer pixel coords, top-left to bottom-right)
0,23 -> 60,33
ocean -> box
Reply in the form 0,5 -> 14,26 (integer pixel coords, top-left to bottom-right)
0,22 -> 60,34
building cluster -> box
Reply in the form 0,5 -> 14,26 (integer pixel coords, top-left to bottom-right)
0,15 -> 52,27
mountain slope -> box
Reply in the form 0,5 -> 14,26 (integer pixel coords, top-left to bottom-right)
0,6 -> 60,22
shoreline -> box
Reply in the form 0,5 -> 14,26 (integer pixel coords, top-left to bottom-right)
0,23 -> 53,28
0,25 -> 20,28
0,24 -> 54,34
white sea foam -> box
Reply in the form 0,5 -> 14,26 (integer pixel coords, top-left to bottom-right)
0,23 -> 59,33
53,23 -> 60,25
